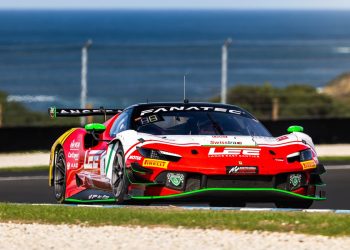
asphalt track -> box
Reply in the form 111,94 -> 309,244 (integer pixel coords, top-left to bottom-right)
0,167 -> 349,209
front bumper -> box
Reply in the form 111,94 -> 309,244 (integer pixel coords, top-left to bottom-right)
127,163 -> 326,201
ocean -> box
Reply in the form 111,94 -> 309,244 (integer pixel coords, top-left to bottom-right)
1,10 -> 350,111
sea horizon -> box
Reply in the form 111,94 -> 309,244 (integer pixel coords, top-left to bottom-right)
0,10 -> 349,110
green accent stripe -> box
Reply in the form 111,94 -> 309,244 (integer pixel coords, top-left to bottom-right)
105,143 -> 117,175
125,169 -> 159,186
65,188 -> 326,203
132,188 -> 326,201
65,198 -> 116,203
130,166 -> 147,174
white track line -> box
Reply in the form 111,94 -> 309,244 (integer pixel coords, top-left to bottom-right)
325,165 -> 350,170
0,176 -> 47,181
28,203 -> 350,214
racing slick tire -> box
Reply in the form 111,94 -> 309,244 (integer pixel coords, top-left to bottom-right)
111,143 -> 130,204
274,200 -> 313,209
53,148 -> 66,203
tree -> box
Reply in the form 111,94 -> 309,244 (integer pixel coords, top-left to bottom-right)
211,84 -> 350,119
0,90 -> 79,126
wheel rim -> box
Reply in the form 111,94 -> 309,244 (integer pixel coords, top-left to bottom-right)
112,153 -> 125,197
54,152 -> 65,199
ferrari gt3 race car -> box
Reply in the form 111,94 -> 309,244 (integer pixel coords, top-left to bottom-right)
48,102 -> 326,208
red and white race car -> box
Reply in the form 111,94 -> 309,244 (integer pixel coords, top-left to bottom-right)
48,102 -> 326,208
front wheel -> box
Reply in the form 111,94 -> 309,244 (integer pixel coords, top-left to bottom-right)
111,144 -> 129,204
275,200 -> 313,209
53,148 -> 66,203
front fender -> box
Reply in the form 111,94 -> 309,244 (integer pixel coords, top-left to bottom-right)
48,128 -> 78,186
293,132 -> 315,151
104,140 -> 120,180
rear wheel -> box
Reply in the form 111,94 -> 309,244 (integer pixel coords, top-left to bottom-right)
111,144 -> 129,204
275,200 -> 313,209
53,148 -> 66,203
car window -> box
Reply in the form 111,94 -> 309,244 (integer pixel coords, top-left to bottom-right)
110,110 -> 131,137
132,109 -> 271,137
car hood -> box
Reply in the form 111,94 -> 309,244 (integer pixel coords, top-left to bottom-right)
117,131 -> 314,174
135,133 -> 300,147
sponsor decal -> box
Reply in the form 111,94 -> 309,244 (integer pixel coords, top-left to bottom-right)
84,150 -> 106,170
209,140 -> 242,145
142,158 -> 169,169
301,160 -> 317,170
67,162 -> 78,170
208,147 -> 261,158
88,194 -> 110,200
227,166 -> 240,174
226,166 -> 258,175
129,155 -> 142,161
167,173 -> 185,187
69,139 -> 80,151
67,152 -> 79,161
137,114 -> 162,125
165,173 -> 185,190
49,107 -> 56,118
56,109 -> 122,115
140,106 -> 242,116
276,135 -> 289,142
289,174 -> 302,189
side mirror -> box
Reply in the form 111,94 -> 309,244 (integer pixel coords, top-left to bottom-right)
287,125 -> 304,133
85,123 -> 106,133
84,123 -> 110,146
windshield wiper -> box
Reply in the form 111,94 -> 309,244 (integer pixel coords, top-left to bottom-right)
206,113 -> 224,135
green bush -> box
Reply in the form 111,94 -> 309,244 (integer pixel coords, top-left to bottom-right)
212,84 -> 350,119
0,91 -> 79,127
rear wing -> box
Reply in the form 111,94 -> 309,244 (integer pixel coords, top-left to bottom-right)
48,107 -> 123,119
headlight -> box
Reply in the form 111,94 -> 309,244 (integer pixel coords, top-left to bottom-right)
287,149 -> 313,163
137,147 -> 181,162
300,149 -> 313,162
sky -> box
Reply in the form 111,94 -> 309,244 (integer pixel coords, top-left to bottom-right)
1,0 -> 350,10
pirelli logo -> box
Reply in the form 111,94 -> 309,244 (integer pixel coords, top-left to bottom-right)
142,159 -> 169,169
301,160 -> 317,170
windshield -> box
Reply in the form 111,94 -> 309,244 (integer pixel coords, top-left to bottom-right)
133,110 -> 271,137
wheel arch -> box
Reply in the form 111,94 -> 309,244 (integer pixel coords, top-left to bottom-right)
48,128 -> 78,186
110,138 -> 123,149
109,139 -> 130,203
105,139 -> 123,179
49,144 -> 63,186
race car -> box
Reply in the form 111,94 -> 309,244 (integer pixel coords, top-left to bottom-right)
48,102 -> 326,208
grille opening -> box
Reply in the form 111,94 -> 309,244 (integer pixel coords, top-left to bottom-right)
185,175 -> 201,192
206,175 -> 274,188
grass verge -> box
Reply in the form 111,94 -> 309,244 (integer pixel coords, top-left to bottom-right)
0,166 -> 48,172
319,156 -> 350,165
1,203 -> 350,236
